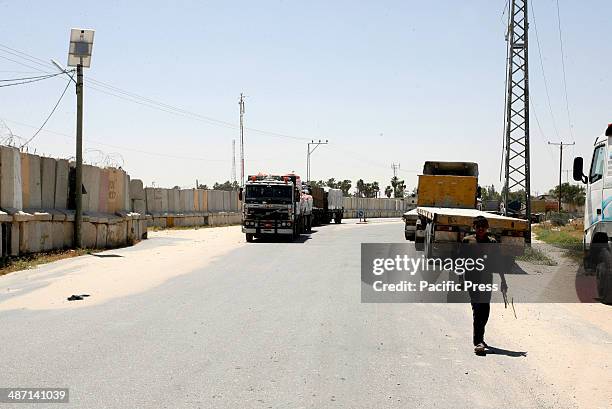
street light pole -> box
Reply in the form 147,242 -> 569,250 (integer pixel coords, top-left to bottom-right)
75,63 -> 84,247
306,139 -> 328,182
63,28 -> 94,248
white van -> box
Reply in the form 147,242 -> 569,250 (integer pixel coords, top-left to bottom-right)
572,123 -> 612,303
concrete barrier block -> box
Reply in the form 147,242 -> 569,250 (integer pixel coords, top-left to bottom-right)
106,222 -> 120,247
167,189 -> 179,213
159,189 -> 170,213
17,222 -> 27,254
222,191 -> 231,212
145,188 -> 160,214
208,190 -> 224,212
62,222 -> 73,248
106,168 -> 121,214
54,159 -> 69,209
193,189 -> 199,212
82,221 -> 97,248
52,221 -> 65,249
132,199 -> 146,214
199,190 -> 207,212
130,179 -> 145,200
126,219 -> 136,244
98,168 -> 109,213
186,189 -> 195,212
40,157 -> 56,209
39,221 -> 53,251
20,153 -> 30,209
123,172 -> 130,213
139,219 -> 147,239
10,222 -> 19,256
29,154 -> 42,209
82,165 -> 101,213
96,223 -> 107,248
1,146 -> 23,210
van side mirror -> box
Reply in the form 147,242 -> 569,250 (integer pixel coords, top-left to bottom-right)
476,186 -> 482,199
573,157 -> 588,184
238,188 -> 243,201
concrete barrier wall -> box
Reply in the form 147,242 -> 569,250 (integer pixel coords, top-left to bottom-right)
0,146 -> 149,256
338,196 -> 409,218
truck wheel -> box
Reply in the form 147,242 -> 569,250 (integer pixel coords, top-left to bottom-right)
246,233 -> 254,242
596,248 -> 612,304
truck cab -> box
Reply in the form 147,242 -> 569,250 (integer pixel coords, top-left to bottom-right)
572,123 -> 612,303
242,175 -> 299,242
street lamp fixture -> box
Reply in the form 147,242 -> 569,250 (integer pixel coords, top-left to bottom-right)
306,139 -> 328,183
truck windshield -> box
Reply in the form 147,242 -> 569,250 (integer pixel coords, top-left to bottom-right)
245,185 -> 293,203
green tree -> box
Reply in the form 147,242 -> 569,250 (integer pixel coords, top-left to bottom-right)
385,185 -> 393,198
481,185 -> 501,202
390,176 -> 406,198
549,183 -> 586,206
355,179 -> 365,197
337,179 -> 352,196
213,181 -> 240,191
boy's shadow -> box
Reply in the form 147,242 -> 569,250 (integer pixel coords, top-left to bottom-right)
480,345 -> 527,357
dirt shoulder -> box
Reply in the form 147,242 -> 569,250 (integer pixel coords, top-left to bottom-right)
0,226 -> 246,312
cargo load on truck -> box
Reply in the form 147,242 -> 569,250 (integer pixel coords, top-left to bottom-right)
404,161 -> 528,257
308,185 -> 344,225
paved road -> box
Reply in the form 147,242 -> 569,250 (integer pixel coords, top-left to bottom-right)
1,220 -> 610,408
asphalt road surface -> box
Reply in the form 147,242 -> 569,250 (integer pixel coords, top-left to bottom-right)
1,220 -> 610,408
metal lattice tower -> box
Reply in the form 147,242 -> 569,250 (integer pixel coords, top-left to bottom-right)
503,0 -> 531,241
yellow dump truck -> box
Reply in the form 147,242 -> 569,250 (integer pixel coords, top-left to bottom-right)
403,161 -> 529,256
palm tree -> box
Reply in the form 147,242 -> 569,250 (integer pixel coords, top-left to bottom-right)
385,185 -> 393,198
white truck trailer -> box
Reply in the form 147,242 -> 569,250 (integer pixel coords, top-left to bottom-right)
572,123 -> 612,303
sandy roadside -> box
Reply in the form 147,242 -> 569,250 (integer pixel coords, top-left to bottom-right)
0,219 -> 400,312
0,226 -> 246,312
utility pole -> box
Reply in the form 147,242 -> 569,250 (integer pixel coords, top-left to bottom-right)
306,139 -> 328,182
75,63 -> 84,248
503,0 -> 531,242
548,141 -> 575,212
239,94 -> 245,188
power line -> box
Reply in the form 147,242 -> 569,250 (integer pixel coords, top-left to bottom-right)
0,72 -> 63,82
530,0 -> 561,141
0,43 -> 311,142
0,117 -> 269,163
555,0 -> 574,140
0,72 -> 63,87
20,73 -> 74,148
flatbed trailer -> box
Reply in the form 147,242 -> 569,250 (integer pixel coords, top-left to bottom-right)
414,207 -> 529,256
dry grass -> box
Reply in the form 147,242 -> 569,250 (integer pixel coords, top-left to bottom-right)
533,220 -> 583,260
0,249 -> 99,277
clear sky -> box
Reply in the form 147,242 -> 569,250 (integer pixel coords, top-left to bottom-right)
0,0 -> 610,195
